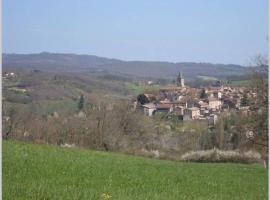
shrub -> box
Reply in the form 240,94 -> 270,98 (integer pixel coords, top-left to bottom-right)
181,149 -> 262,164
137,94 -> 150,105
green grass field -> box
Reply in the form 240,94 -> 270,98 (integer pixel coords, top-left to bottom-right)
229,79 -> 252,86
4,140 -> 268,200
125,82 -> 160,95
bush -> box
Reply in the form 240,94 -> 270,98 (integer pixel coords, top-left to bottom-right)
181,149 -> 262,164
5,92 -> 32,104
137,94 -> 150,105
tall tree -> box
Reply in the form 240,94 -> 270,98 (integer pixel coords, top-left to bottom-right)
78,94 -> 84,111
215,118 -> 225,149
244,55 -> 268,158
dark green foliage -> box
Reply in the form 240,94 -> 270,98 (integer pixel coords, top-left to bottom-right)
78,94 -> 84,111
137,94 -> 150,105
200,88 -> 207,99
3,107 -> 18,138
240,93 -> 249,106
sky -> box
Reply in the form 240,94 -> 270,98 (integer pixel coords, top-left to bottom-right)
3,0 -> 268,65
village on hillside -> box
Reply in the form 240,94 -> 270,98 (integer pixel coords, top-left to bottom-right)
133,72 -> 255,126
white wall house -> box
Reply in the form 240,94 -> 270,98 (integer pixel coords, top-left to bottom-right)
142,103 -> 156,116
208,98 -> 222,110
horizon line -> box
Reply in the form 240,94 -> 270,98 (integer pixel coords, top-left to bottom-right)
3,51 -> 251,67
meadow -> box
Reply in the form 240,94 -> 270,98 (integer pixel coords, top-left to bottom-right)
229,79 -> 253,86
3,140 -> 268,200
125,82 -> 160,95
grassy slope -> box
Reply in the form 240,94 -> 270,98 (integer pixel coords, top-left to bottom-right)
3,70 -> 133,116
229,79 -> 252,87
125,82 -> 160,95
4,140 -> 268,200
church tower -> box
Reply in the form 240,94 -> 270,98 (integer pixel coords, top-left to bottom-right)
177,72 -> 185,87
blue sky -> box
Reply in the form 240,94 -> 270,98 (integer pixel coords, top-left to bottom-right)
3,0 -> 268,65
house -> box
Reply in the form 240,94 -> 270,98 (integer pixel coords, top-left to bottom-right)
142,103 -> 156,116
186,99 -> 198,108
183,107 -> 200,120
194,100 -> 209,109
159,98 -> 171,104
154,104 -> 172,114
213,91 -> 222,99
223,98 -> 236,108
177,95 -> 184,101
207,92 -> 214,98
208,98 -> 222,110
174,106 -> 185,115
200,108 -> 210,116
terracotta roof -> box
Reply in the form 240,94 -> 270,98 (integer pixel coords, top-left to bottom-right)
187,107 -> 199,111
156,104 -> 171,109
142,103 -> 156,109
208,97 -> 220,102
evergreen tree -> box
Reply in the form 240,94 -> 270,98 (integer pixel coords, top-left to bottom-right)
217,118 -> 225,149
137,94 -> 150,105
78,94 -> 84,110
200,88 -> 207,99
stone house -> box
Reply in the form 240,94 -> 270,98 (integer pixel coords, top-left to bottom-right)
174,106 -> 185,115
194,100 -> 209,109
213,91 -> 222,99
154,104 -> 172,114
142,103 -> 157,116
183,107 -> 200,120
208,98 -> 222,110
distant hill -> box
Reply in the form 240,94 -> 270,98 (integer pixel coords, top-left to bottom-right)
3,52 -> 253,80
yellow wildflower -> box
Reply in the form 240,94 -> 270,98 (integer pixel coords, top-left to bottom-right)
101,193 -> 111,200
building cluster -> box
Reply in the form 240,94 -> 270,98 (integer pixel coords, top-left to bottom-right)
3,72 -> 17,79
134,72 -> 254,125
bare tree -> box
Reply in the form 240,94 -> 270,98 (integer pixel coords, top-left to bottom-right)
243,55 -> 268,164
